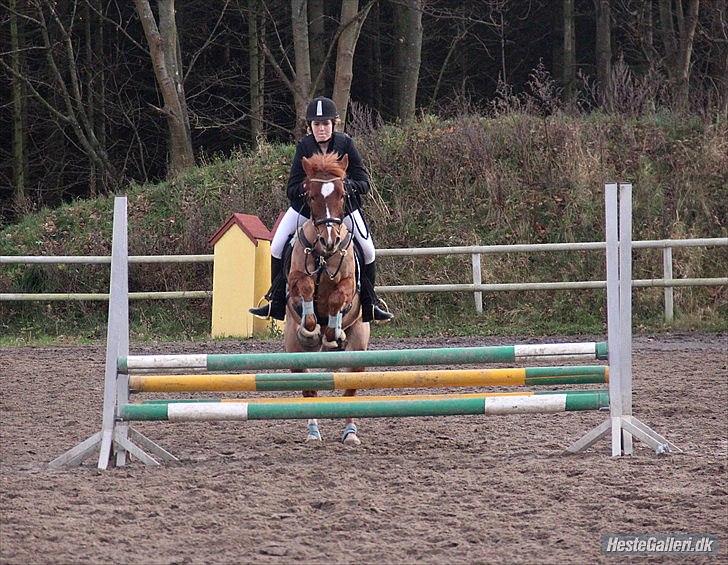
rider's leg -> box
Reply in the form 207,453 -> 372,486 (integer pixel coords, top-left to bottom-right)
249,207 -> 301,320
345,210 -> 394,323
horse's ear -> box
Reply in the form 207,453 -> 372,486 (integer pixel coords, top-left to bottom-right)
302,156 -> 314,179
339,154 -> 349,172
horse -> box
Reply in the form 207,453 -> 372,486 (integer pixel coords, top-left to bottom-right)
284,152 -> 370,446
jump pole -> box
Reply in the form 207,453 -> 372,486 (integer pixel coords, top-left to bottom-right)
120,390 -> 610,422
119,341 -> 608,373
129,365 -> 609,392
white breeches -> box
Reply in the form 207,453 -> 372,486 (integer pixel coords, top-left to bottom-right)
270,207 -> 375,264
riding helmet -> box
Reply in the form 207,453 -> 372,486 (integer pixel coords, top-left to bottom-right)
306,97 -> 339,121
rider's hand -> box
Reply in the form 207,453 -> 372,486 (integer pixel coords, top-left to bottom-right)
344,178 -> 355,196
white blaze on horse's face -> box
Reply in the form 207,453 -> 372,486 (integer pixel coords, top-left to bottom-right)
321,182 -> 335,243
321,182 -> 335,198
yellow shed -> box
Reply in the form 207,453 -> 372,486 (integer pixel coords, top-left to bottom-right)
209,213 -> 278,338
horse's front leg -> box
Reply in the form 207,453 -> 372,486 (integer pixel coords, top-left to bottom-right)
322,276 -> 356,350
341,387 -> 361,446
302,389 -> 322,442
289,270 -> 321,348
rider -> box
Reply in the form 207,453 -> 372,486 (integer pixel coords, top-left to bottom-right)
249,96 -> 394,323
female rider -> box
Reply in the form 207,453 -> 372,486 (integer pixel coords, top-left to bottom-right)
249,96 -> 394,323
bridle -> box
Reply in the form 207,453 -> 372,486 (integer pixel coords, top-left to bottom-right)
297,175 -> 353,278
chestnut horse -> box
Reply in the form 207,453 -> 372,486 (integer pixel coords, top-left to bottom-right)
285,152 -> 370,445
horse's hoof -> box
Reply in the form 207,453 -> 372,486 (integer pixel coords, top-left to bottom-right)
306,433 -> 323,442
298,324 -> 321,348
343,433 -> 361,446
341,423 -> 360,446
323,329 -> 347,350
322,338 -> 342,350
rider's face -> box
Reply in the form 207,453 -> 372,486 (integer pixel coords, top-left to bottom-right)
311,120 -> 333,143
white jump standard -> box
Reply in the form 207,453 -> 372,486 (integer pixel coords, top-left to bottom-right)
49,183 -> 678,470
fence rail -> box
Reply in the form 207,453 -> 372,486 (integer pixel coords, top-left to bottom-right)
2,237 -> 726,322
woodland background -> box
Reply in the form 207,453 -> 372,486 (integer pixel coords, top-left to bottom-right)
1,0 -> 727,223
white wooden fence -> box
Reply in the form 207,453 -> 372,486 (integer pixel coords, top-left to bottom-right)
2,238 -> 727,322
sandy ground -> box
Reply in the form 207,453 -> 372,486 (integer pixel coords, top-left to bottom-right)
1,333 -> 726,564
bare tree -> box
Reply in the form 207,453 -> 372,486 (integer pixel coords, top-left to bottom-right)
710,0 -> 728,120
248,0 -> 265,145
658,0 -> 700,106
332,0 -> 373,125
1,1 -> 119,190
9,0 -> 26,210
308,0 -> 326,96
134,0 -> 195,176
262,0 -> 375,135
595,0 -> 612,103
563,0 -> 575,100
395,0 -> 422,122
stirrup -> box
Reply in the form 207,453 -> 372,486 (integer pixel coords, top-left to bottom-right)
249,302 -> 272,319
372,305 -> 394,322
362,297 -> 393,323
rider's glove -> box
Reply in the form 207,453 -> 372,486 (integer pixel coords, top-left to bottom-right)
344,178 -> 355,196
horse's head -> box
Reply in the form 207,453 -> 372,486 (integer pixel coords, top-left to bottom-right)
302,153 -> 349,255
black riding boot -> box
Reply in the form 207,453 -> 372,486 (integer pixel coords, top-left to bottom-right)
249,257 -> 286,321
361,261 -> 394,323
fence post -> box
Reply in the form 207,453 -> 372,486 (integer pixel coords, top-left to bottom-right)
663,246 -> 673,322
471,252 -> 483,314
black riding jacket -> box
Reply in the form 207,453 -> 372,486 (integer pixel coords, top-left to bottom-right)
286,132 -> 371,217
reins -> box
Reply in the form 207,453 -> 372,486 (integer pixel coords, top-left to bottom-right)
297,226 -> 354,278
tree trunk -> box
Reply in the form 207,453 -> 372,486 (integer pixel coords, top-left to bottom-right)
675,0 -> 699,105
248,0 -> 265,145
95,0 -> 106,159
332,0 -> 372,127
308,0 -> 326,96
637,2 -> 655,71
658,0 -> 678,75
10,0 -> 26,211
711,0 -> 728,120
658,0 -> 700,107
563,0 -> 575,101
159,0 -> 193,161
84,0 -> 97,196
134,0 -> 194,176
595,0 -> 611,105
552,1 -> 563,87
370,2 -> 383,110
395,0 -> 422,122
291,0 -> 312,135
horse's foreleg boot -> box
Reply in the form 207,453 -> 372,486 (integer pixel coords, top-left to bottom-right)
306,419 -> 322,442
322,313 -> 346,349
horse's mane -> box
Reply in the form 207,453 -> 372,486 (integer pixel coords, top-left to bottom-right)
306,152 -> 346,178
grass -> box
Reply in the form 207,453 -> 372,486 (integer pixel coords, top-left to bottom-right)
1,112 -> 726,344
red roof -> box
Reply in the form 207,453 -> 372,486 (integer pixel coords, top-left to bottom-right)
209,213 -> 272,247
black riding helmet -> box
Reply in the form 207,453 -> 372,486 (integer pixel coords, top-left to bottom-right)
306,97 -> 339,122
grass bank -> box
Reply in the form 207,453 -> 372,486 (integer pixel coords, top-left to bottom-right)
2,111 -> 726,344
